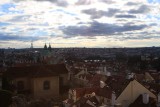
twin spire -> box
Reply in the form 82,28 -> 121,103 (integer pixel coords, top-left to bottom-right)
44,43 -> 52,51
30,42 -> 52,51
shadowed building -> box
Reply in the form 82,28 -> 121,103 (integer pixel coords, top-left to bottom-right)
4,64 -> 69,99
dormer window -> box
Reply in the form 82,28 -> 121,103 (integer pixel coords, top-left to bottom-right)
43,81 -> 50,90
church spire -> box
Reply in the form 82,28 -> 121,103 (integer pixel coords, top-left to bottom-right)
48,43 -> 52,51
44,43 -> 47,50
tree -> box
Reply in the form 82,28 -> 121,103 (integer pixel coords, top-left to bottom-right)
0,90 -> 12,107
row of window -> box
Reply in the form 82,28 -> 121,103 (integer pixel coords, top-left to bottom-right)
17,80 -> 50,90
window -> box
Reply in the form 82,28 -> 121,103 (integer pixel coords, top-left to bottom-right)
43,81 -> 50,90
17,81 -> 24,90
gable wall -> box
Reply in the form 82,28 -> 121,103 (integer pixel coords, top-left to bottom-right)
116,80 -> 156,107
13,77 -> 31,91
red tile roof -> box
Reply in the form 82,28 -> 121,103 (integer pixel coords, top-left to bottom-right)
88,74 -> 104,86
72,87 -> 100,98
78,74 -> 93,81
135,73 -> 145,82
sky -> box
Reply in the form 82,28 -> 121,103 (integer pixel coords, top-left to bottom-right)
0,0 -> 160,48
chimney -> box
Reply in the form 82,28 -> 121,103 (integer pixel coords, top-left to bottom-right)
111,91 -> 116,106
72,90 -> 77,102
68,89 -> 72,99
126,73 -> 134,80
104,66 -> 107,72
142,93 -> 149,104
106,71 -> 111,76
91,92 -> 96,97
100,81 -> 106,88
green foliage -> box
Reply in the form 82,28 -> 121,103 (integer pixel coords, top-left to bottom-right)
0,90 -> 12,107
2,76 -> 11,91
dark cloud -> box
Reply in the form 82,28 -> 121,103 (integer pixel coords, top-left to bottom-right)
75,0 -> 93,5
107,8 -> 120,17
54,0 -> 68,6
128,5 -> 150,14
126,2 -> 139,6
82,8 -> 120,19
149,23 -> 157,26
0,33 -> 45,41
27,28 -> 38,31
13,0 -> 68,7
121,35 -> 160,40
0,27 -> 7,30
82,8 -> 102,19
108,30 -> 160,41
115,15 -> 136,18
8,15 -> 31,22
76,0 -> 115,5
61,21 -> 148,37
99,0 -> 115,4
52,42 -> 76,44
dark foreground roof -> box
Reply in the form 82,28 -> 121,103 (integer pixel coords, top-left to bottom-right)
4,64 -> 68,78
129,94 -> 157,107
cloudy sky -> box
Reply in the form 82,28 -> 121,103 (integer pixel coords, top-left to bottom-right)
0,0 -> 160,48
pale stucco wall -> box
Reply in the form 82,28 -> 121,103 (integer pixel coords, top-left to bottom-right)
14,77 -> 31,91
32,76 -> 59,99
116,80 -> 156,107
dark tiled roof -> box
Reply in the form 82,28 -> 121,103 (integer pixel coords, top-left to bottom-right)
150,73 -> 160,81
88,74 -> 104,86
129,94 -> 157,107
72,97 -> 88,107
13,63 -> 40,67
148,83 -> 160,94
82,103 -> 94,107
88,96 -> 100,106
135,73 -> 145,81
97,86 -> 112,99
72,96 -> 99,107
73,68 -> 81,75
5,64 -> 68,78
45,64 -> 68,74
105,75 -> 131,98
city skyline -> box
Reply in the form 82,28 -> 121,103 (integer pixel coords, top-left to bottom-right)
0,0 -> 160,48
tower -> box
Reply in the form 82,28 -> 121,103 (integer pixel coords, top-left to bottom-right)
48,43 -> 52,51
44,43 -> 47,50
30,42 -> 33,49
